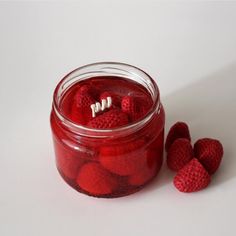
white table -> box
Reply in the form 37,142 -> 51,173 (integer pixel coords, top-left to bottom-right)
1,1 -> 236,235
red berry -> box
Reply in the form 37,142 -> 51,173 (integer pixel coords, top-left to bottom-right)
194,138 -> 223,175
74,87 -> 95,107
87,109 -> 129,129
99,140 -> 147,176
79,84 -> 99,99
174,158 -> 211,193
76,163 -> 118,196
70,89 -> 95,125
54,142 -> 84,179
121,95 -> 150,121
129,149 -> 163,186
79,84 -> 92,94
57,154 -> 82,179
165,122 -> 191,152
167,138 -> 194,171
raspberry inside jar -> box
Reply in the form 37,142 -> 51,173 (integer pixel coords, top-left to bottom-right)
60,76 -> 154,127
50,63 -> 165,198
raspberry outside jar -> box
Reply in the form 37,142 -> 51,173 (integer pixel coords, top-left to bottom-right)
50,62 -> 165,198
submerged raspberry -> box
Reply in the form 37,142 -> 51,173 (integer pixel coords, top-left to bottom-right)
121,95 -> 150,121
70,87 -> 95,125
129,149 -> 163,186
87,109 -> 129,129
99,139 -> 147,176
54,139 -> 85,179
76,163 -> 118,196
79,84 -> 99,99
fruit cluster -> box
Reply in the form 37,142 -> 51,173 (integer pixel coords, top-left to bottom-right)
70,84 -> 151,128
52,83 -> 164,197
166,122 -> 224,193
55,131 -> 163,197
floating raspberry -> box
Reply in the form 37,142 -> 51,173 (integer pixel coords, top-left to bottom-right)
121,95 -> 150,121
70,89 -> 95,125
100,91 -> 120,107
54,141 -> 84,179
77,163 -> 118,196
194,138 -> 223,175
79,84 -> 92,94
165,122 -> 191,152
75,86 -> 96,106
174,158 -> 211,193
57,154 -> 82,179
79,84 -> 99,99
87,109 -> 129,129
99,140 -> 147,176
167,138 -> 194,171
129,149 -> 163,186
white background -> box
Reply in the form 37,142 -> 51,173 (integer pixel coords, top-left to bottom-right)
1,1 -> 236,236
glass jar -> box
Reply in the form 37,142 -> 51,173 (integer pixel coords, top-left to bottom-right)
50,62 -> 165,198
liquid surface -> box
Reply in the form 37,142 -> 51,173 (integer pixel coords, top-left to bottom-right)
60,76 -> 153,127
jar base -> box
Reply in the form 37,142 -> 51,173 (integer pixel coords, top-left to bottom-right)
57,167 -> 161,198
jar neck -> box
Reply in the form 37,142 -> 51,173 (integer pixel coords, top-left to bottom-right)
52,62 -> 161,138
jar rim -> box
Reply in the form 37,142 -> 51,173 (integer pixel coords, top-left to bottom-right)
52,62 -> 161,137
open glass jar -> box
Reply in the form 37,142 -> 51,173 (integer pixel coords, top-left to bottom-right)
50,62 -> 165,198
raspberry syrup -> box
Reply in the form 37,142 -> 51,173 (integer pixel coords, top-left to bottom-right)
60,76 -> 153,126
51,63 -> 165,198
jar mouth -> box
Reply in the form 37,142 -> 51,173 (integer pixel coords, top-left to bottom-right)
53,62 -> 161,137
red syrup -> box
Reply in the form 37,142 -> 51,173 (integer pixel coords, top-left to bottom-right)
51,74 -> 165,198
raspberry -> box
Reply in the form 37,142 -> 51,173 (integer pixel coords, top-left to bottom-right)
79,84 -> 93,94
54,142 -> 84,179
99,140 -> 147,176
74,86 -> 95,107
129,149 -> 163,186
194,138 -> 223,175
79,84 -> 99,99
167,138 -> 194,171
76,163 -> 118,196
70,89 -> 95,125
165,122 -> 191,152
174,158 -> 211,193
121,95 -> 150,121
57,154 -> 82,179
87,109 -> 129,129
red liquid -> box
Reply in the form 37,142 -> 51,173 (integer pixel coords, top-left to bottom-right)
60,76 -> 154,126
51,76 -> 165,198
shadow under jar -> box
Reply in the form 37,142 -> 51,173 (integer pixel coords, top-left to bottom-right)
50,62 -> 165,198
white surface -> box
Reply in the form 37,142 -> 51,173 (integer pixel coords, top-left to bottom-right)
1,1 -> 236,236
